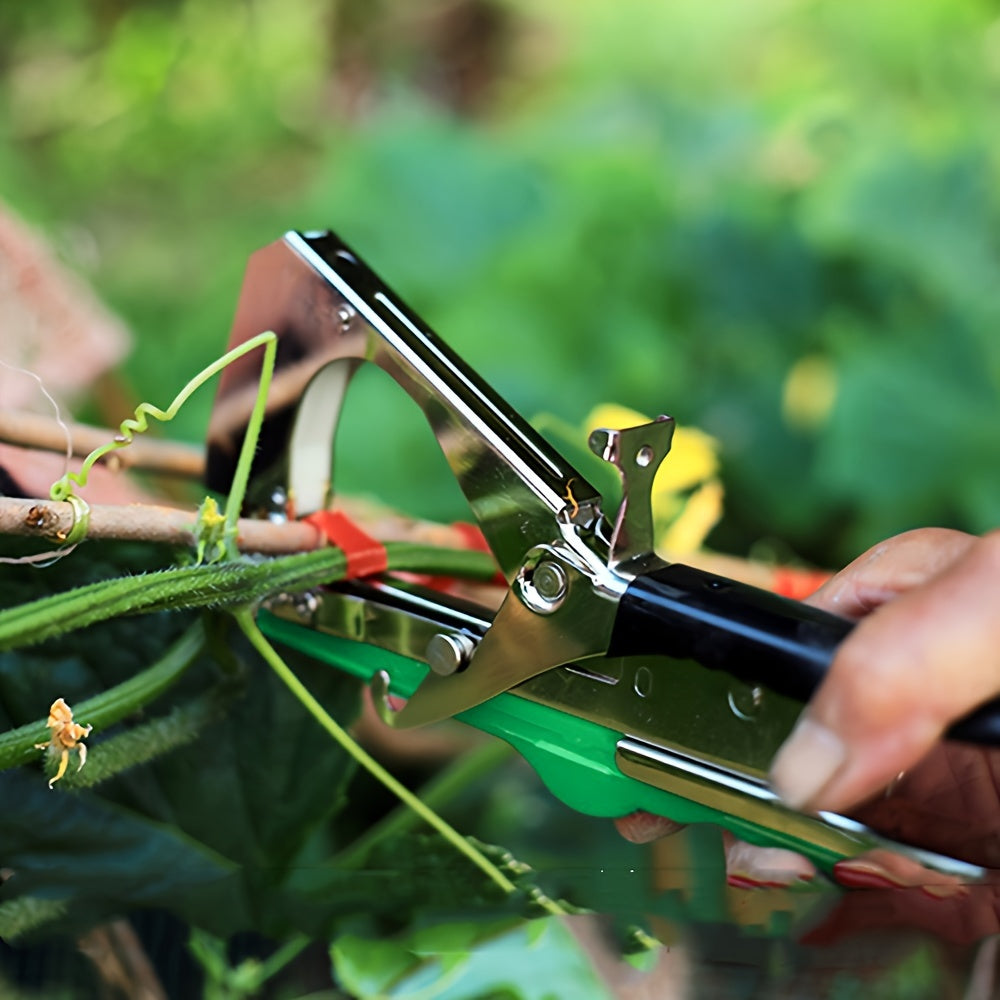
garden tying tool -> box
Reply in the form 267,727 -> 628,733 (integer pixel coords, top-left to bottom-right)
206,230 -> 1000,880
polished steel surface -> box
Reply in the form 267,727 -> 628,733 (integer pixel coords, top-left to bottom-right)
616,737 -> 987,879
588,415 -> 674,567
206,230 -> 605,580
394,540 -> 623,726
426,632 -> 477,677
268,578 -> 490,660
516,651 -> 800,778
206,230 -> 640,723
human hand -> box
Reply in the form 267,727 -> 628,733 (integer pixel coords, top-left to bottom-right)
770,527 -> 1000,818
618,529 -> 1000,941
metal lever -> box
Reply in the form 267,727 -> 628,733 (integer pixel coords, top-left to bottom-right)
589,416 -> 674,568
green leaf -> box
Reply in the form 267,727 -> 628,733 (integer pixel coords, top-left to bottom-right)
0,767 -> 250,937
0,538 -> 364,939
88,627 -> 364,939
332,918 -> 615,1000
0,628 -> 363,940
0,897 -> 69,942
331,934 -> 421,997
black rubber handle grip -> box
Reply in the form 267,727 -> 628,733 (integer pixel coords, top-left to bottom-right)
608,563 -> 1000,745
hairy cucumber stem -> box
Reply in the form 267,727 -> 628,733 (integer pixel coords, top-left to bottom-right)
0,544 -> 496,652
220,334 -> 277,559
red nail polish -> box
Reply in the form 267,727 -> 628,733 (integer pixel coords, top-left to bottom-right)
728,874 -> 764,889
833,862 -> 899,890
727,873 -> 787,890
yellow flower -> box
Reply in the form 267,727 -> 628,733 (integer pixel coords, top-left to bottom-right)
584,404 -> 723,555
194,496 -> 227,564
35,697 -> 92,788
658,479 -> 725,555
781,355 -> 837,432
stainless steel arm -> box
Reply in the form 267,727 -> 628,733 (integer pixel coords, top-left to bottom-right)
206,230 -> 604,580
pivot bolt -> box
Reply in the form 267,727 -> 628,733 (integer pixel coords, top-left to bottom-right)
533,560 -> 568,602
425,632 -> 477,677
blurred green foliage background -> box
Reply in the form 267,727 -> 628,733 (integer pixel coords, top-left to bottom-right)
2,4 -> 998,995
3,0 -> 1000,564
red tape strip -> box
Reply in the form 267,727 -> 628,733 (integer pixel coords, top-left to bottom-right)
303,510 -> 389,578
451,521 -> 491,553
771,567 -> 831,601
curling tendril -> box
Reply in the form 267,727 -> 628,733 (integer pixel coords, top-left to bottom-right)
48,331 -> 277,559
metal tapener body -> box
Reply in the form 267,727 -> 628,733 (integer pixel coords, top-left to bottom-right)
206,230 -> 1000,879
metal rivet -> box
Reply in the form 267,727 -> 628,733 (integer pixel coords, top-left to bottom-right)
425,633 -> 477,677
267,486 -> 289,523
533,561 -> 567,602
296,591 -> 320,616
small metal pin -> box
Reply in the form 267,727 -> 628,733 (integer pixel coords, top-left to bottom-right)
336,303 -> 355,331
264,590 -> 319,623
425,632 -> 477,677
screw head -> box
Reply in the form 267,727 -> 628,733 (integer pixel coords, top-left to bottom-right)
533,561 -> 568,602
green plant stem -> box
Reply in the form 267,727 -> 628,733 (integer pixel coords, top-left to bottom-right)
0,621 -> 205,769
334,739 -> 514,871
255,935 -> 311,985
220,332 -> 276,559
0,544 -> 497,652
189,928 -> 310,999
234,609 -> 533,905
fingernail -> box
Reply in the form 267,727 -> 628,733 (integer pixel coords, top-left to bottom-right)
919,882 -> 968,900
614,811 -> 684,844
770,716 -> 847,810
727,873 -> 773,889
724,838 -> 817,888
726,872 -> 814,890
833,860 -> 901,890
835,859 -> 968,897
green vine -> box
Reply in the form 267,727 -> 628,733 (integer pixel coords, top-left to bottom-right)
1,329 -> 549,932
235,609 -> 566,916
0,543 -> 496,652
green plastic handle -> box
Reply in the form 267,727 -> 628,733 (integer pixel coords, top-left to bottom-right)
259,610 -> 851,872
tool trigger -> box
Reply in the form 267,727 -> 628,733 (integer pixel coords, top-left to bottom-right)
370,670 -> 402,727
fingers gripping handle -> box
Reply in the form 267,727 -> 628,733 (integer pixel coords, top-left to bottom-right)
607,563 -> 1000,746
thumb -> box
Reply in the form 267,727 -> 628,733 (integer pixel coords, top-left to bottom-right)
770,529 -> 1000,814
